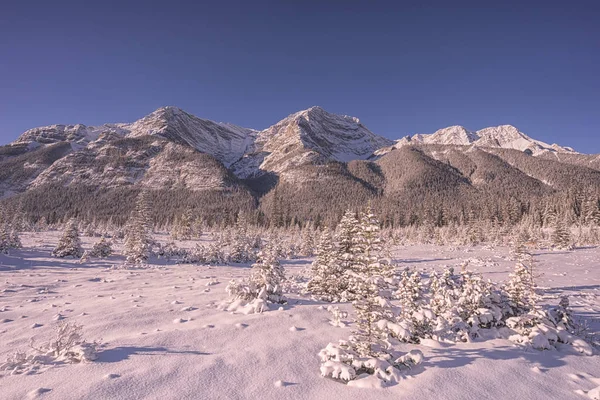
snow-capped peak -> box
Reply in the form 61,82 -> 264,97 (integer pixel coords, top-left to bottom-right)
230,106 -> 393,178
376,124 -> 576,156
124,107 -> 256,167
422,125 -> 480,146
476,125 -> 574,154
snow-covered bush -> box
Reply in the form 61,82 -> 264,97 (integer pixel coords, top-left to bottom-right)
1,322 -> 98,375
318,340 -> 424,386
52,219 -> 83,258
156,241 -> 187,260
505,297 -> 593,355
327,305 -> 348,327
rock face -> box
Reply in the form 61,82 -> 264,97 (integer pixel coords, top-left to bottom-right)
124,106 -> 255,167
231,106 -> 393,178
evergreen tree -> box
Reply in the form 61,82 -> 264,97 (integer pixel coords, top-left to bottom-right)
89,236 -> 113,258
345,205 -> 395,356
173,209 -> 193,240
123,191 -> 152,264
249,245 -> 286,303
52,219 -> 83,258
307,227 -> 341,301
505,262 -> 536,313
299,225 -> 315,257
551,216 -> 573,250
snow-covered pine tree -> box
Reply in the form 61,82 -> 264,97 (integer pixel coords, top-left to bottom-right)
350,274 -> 394,357
307,227 -> 341,301
249,245 -> 286,303
299,224 -> 315,257
333,210 -> 358,295
505,261 -> 536,313
345,205 -> 396,355
395,268 -> 422,319
512,229 -> 532,263
52,219 -> 83,258
175,209 -> 194,240
89,236 -> 112,258
229,215 -> 252,263
226,243 -> 286,310
551,216 -> 573,250
345,205 -> 393,300
123,191 -> 152,264
0,222 -> 10,254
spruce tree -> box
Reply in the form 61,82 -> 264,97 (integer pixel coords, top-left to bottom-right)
505,262 -> 536,313
307,227 -> 340,301
249,245 -> 286,304
299,225 -> 315,257
346,205 -> 394,356
551,217 -> 573,250
123,191 -> 152,264
90,236 -> 113,258
52,219 -> 83,258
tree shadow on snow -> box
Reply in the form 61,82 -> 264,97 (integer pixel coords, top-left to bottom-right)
0,248 -> 121,270
424,343 -> 581,370
397,258 -> 453,264
97,346 -> 210,363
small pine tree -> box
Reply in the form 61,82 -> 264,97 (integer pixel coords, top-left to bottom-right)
551,217 -> 573,250
123,191 -> 152,264
505,262 -> 536,313
249,246 -> 286,303
174,209 -> 194,240
395,269 -> 422,319
227,244 -> 286,306
0,223 -> 10,254
89,236 -> 112,258
307,227 -> 341,301
52,219 -> 83,258
299,225 -> 315,257
345,205 -> 393,300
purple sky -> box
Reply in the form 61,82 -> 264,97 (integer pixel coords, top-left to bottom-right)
1,1 -> 599,153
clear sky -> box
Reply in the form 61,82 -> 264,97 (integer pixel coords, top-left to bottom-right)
1,1 -> 599,153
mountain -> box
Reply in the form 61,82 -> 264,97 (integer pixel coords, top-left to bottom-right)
231,106 -> 393,178
1,106 -> 599,227
376,124 -> 575,156
124,106 -> 255,167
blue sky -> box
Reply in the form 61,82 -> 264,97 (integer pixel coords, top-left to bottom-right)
1,1 -> 599,152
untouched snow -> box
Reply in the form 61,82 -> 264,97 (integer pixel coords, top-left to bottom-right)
0,233 -> 598,399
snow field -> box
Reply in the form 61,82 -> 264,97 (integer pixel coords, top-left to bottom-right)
0,232 -> 598,399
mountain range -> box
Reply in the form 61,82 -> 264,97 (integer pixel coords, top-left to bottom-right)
1,106 -> 599,226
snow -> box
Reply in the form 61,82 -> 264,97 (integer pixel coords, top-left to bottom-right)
0,233 -> 598,399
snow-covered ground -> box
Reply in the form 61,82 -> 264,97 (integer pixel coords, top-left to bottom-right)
1,232 -> 598,400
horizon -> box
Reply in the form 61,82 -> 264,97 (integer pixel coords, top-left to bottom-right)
1,1 -> 599,153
